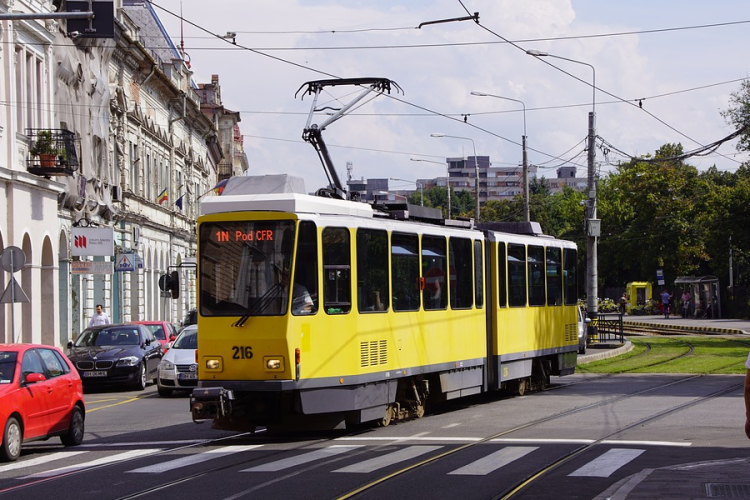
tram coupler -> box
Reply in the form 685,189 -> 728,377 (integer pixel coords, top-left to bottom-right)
190,387 -> 234,423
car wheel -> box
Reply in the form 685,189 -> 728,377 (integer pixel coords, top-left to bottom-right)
134,362 -> 147,391
157,385 -> 173,398
578,344 -> 587,355
1,417 -> 22,462
61,406 -> 85,447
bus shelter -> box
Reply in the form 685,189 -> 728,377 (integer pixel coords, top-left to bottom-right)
673,276 -> 721,319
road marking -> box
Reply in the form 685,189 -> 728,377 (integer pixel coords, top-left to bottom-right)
442,423 -> 462,429
569,448 -> 645,477
333,445 -> 442,473
448,446 -> 538,476
77,440 -> 207,448
127,445 -> 262,473
0,451 -> 87,473
87,394 -> 151,413
242,445 -> 363,472
336,436 -> 691,447
22,449 -> 162,479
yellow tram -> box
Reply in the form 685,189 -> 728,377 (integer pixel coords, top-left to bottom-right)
190,175 -> 579,431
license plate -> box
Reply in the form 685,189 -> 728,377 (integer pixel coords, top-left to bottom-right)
83,371 -> 107,377
178,373 -> 197,380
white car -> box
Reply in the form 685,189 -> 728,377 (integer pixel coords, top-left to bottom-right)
156,325 -> 197,397
578,306 -> 591,354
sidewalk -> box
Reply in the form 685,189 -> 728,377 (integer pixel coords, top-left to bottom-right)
622,315 -> 750,335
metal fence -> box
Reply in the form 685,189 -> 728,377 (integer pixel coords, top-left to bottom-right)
591,313 -> 624,344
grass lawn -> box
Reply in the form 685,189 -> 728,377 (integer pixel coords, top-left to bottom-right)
578,336 -> 750,374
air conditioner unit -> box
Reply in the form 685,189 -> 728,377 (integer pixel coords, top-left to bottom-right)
111,185 -> 121,201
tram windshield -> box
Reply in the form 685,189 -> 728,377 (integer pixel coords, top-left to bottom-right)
199,220 -> 295,317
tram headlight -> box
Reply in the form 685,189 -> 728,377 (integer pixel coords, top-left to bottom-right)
264,357 -> 284,371
205,358 -> 222,371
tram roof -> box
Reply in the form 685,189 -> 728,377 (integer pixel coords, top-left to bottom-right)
201,192 -> 375,218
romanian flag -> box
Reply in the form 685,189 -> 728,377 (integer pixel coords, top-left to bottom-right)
157,188 -> 168,205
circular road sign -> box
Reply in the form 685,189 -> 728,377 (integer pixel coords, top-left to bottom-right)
0,246 -> 26,273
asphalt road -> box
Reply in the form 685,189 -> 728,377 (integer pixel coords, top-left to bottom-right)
1,373 -> 748,500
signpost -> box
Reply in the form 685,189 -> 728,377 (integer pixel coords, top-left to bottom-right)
0,246 -> 30,343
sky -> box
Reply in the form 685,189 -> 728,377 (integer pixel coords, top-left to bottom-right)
154,0 -> 750,195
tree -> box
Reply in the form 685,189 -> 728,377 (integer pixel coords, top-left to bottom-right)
721,79 -> 750,153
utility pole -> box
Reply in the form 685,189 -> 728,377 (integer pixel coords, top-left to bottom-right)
522,135 -> 529,222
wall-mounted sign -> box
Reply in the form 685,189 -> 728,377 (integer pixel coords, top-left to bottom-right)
71,261 -> 114,275
71,227 -> 114,257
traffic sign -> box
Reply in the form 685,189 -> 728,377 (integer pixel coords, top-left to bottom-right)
0,246 -> 25,273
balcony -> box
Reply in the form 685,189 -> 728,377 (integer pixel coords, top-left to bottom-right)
26,129 -> 80,176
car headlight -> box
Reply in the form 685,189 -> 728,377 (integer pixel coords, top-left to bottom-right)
117,356 -> 140,367
159,359 -> 175,371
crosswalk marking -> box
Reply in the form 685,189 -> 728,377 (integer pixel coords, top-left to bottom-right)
448,446 -> 538,476
127,445 -> 263,473
241,445 -> 363,472
333,445 -> 442,473
22,449 -> 162,479
0,451 -> 88,473
568,448 -> 645,477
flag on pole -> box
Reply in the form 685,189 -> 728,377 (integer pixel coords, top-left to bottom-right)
213,178 -> 228,195
175,195 -> 184,210
157,188 -> 168,205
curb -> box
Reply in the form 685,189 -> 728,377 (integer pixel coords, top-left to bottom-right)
578,340 -> 633,364
625,321 -> 746,336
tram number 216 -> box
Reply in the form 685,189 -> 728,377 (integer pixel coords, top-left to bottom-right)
232,346 -> 253,359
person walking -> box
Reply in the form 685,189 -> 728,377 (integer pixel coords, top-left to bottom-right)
660,290 -> 672,319
88,304 -> 111,327
681,290 -> 691,318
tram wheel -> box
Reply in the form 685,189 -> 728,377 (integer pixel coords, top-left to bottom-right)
510,378 -> 528,396
414,403 -> 425,419
378,404 -> 394,427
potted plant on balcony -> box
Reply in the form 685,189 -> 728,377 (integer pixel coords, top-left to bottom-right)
30,130 -> 57,167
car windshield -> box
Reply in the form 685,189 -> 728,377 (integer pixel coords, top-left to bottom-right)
75,327 -> 142,346
141,324 -> 166,340
173,329 -> 197,350
0,351 -> 18,384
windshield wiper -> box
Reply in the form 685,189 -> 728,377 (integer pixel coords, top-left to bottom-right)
232,283 -> 284,327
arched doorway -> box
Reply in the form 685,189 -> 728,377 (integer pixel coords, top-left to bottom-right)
41,237 -> 55,346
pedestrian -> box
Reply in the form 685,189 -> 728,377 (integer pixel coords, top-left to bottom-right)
745,349 -> 750,439
88,304 -> 111,327
681,289 -> 691,318
660,290 -> 672,319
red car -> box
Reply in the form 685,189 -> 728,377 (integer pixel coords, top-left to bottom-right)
0,344 -> 85,462
132,321 -> 179,353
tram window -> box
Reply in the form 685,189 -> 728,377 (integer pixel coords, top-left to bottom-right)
563,248 -> 578,305
322,227 -> 351,314
546,247 -> 562,306
357,229 -> 389,313
528,245 -> 545,306
391,233 -> 420,312
292,221 -> 319,316
422,235 -> 447,310
474,240 -> 484,308
449,237 -> 473,309
508,244 -> 526,307
497,242 -> 507,308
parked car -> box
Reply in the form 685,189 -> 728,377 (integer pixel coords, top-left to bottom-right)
182,308 -> 197,328
157,324 -> 197,397
0,344 -> 85,462
578,306 -> 591,354
131,321 -> 179,353
67,324 -> 162,390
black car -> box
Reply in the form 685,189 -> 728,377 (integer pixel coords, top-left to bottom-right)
67,324 -> 162,390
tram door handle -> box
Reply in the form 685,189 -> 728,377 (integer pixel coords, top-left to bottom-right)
418,277 -> 425,291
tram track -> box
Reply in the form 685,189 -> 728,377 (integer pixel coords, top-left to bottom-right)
330,373 -> 709,500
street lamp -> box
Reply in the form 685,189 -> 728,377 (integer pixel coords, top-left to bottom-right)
430,133 -> 480,220
526,49 -> 598,329
470,91 -> 530,222
390,177 -> 423,206
410,158 -> 451,219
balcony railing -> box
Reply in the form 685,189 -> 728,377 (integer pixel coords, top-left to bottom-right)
26,128 -> 80,176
